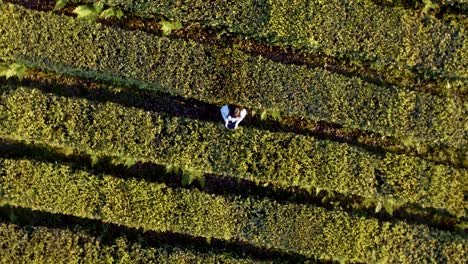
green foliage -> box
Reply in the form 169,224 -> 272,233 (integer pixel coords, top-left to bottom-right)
375,201 -> 383,213
123,157 -> 137,167
183,168 -> 205,188
0,2 -> 466,263
53,0 -> 68,11
167,165 -> 205,187
422,0 -> 440,13
0,86 -> 465,217
73,2 -> 124,22
100,7 -> 124,19
63,0 -> 467,81
165,164 -> 181,175
0,222 -> 256,263
73,5 -> 97,22
315,187 -> 322,196
0,4 -> 465,148
90,155 -> 100,167
0,158 -> 465,263
383,199 -> 397,216
159,20 -> 183,36
107,155 -> 138,168
270,110 -> 282,121
0,63 -> 27,81
181,173 -> 192,186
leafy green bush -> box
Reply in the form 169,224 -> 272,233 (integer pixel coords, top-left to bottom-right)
72,1 -> 124,21
0,158 -> 466,263
166,164 -> 205,187
73,2 -> 105,21
66,0 -> 468,80
0,4 -> 465,148
53,0 -> 68,11
159,19 -> 182,36
0,62 -> 27,80
435,0 -> 468,9
99,6 -> 124,19
0,85 -> 465,217
54,0 -> 124,20
0,221 -> 258,263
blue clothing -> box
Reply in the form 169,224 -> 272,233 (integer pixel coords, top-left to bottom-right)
220,105 -> 247,129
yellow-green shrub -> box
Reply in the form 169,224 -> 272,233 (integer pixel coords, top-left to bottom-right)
0,158 -> 466,263
0,3 -> 466,147
0,85 -> 465,218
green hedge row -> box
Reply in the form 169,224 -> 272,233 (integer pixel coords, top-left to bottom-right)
367,0 -> 468,11
17,0 -> 468,98
0,158 -> 466,263
0,85 -> 465,217
0,3 -> 466,148
68,0 -> 468,79
430,0 -> 468,9
0,222 -> 262,264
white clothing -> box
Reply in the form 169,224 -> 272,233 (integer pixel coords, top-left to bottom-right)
220,105 -> 247,129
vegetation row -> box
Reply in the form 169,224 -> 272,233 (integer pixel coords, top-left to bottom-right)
67,0 -> 468,80
0,3 -> 466,148
8,0 -> 466,99
429,0 -> 468,10
0,137 -> 465,233
0,204 -> 313,263
376,0 -> 468,11
0,85 -> 466,217
6,68 -> 467,169
0,158 -> 466,263
0,221 -> 264,264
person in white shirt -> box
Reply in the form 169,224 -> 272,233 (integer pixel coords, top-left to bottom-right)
220,104 -> 247,129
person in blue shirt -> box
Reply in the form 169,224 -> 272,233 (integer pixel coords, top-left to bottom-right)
220,104 -> 247,129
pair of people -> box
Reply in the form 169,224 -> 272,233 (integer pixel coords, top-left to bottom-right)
220,104 -> 247,129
